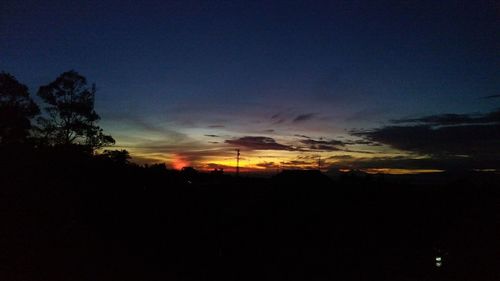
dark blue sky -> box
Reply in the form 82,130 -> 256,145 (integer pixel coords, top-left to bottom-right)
1,0 -> 498,171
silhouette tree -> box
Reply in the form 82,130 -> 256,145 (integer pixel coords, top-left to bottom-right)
99,149 -> 131,165
0,72 -> 40,145
37,71 -> 114,151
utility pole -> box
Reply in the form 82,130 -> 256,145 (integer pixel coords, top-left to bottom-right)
236,149 -> 240,177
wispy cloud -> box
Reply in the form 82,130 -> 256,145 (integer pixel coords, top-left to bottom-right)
392,109 -> 500,125
293,113 -> 316,123
294,134 -> 311,139
300,138 -> 344,151
327,155 -> 354,160
256,161 -> 279,169
225,136 -> 294,151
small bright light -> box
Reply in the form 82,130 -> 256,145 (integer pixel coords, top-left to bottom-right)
435,256 -> 442,262
436,261 -> 442,267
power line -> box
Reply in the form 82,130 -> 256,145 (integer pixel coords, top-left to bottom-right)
236,149 -> 240,177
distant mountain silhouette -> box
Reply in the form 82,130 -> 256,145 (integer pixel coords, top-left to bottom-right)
273,169 -> 332,185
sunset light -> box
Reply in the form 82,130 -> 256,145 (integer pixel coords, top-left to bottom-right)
2,1 -> 498,280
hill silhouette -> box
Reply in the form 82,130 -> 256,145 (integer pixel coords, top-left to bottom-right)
1,147 -> 499,280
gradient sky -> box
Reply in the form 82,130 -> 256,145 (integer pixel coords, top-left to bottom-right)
1,0 -> 499,173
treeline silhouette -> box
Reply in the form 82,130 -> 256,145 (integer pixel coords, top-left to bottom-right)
1,71 -> 499,280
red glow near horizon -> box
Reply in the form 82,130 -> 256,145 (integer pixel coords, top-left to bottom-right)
171,154 -> 190,170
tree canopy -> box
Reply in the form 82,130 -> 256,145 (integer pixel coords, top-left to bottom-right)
0,72 -> 40,145
37,70 -> 114,151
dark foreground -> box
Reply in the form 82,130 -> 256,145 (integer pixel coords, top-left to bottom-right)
1,151 -> 499,280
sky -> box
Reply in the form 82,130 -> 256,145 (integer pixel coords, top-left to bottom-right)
1,0 -> 499,173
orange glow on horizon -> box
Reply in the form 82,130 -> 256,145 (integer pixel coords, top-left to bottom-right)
171,154 -> 190,170
124,144 -> 446,175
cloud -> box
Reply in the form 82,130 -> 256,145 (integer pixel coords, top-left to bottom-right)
340,148 -> 376,154
327,155 -> 355,160
204,134 -> 219,137
293,136 -> 377,152
354,124 -> 500,157
293,113 -> 316,123
279,159 -> 320,169
294,134 -> 311,139
300,138 -> 344,151
328,155 -> 499,171
201,163 -> 234,170
256,161 -> 278,169
208,124 -> 225,128
225,136 -> 294,151
392,109 -> 500,126
343,139 -> 382,146
352,109 -> 500,169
